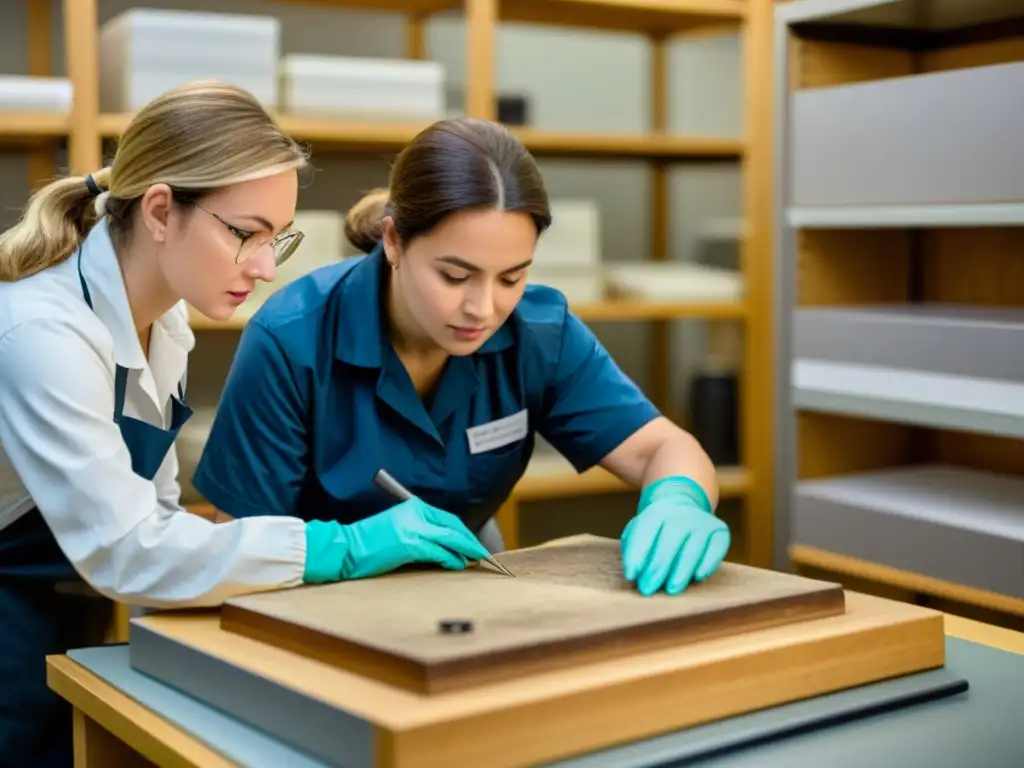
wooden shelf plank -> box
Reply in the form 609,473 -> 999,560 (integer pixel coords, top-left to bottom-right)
277,0 -> 745,34
187,466 -> 749,515
99,113 -> 426,152
573,299 -> 746,321
0,111 -> 68,144
188,299 -> 746,331
500,0 -> 746,34
514,127 -> 744,159
278,116 -> 423,149
99,113 -> 742,161
515,462 -> 750,502
280,0 -> 458,13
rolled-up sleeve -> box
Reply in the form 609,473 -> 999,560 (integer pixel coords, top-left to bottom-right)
0,319 -> 306,608
537,312 -> 661,472
192,318 -> 310,519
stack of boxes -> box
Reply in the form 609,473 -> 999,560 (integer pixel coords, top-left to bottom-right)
528,200 -> 604,304
97,8 -> 447,122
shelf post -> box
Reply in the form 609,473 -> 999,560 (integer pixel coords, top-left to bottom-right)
63,0 -> 101,173
648,35 -> 672,416
26,0 -> 55,191
62,0 -> 123,641
405,13 -> 427,60
465,0 -> 497,120
741,0 -> 775,569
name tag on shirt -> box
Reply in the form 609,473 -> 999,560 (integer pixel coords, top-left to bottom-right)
466,409 -> 528,455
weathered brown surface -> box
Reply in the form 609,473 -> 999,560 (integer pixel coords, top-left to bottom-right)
220,535 -> 845,693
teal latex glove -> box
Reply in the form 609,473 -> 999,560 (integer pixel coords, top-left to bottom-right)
621,475 -> 730,596
302,498 -> 492,583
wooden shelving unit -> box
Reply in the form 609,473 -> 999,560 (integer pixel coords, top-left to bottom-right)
188,298 -> 748,330
5,1 -> 775,575
773,0 -> 1024,630
99,111 -> 746,159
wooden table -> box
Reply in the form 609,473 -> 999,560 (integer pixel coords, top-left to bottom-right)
48,608 -> 1023,767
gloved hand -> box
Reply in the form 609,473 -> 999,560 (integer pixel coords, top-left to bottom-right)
302,499 -> 492,583
621,475 -> 730,597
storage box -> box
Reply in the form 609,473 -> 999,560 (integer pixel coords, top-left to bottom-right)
792,305 -> 1024,438
99,9 -> 279,111
534,200 -> 601,268
604,262 -> 744,302
0,76 -> 72,111
790,62 -> 1024,206
794,305 -> 1024,382
528,268 -> 604,304
279,55 -> 445,121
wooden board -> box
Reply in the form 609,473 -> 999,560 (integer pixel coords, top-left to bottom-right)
130,590 -> 945,768
219,535 -> 845,693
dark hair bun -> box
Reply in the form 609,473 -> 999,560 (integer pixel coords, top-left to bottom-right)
344,188 -> 389,253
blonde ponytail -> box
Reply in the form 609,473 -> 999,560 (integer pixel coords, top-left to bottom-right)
0,167 -> 110,282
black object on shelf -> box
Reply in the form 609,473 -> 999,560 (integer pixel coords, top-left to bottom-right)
446,88 -> 532,126
689,372 -> 739,466
497,94 -> 530,125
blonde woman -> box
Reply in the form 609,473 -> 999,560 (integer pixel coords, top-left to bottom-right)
0,81 -> 489,765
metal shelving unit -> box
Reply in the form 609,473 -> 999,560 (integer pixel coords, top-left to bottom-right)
772,0 -> 1024,627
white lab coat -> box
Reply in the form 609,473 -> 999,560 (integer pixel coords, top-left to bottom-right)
0,218 -> 306,608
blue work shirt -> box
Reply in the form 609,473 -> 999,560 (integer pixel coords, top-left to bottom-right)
192,245 -> 660,529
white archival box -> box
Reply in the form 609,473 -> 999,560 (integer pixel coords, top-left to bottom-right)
98,9 -> 280,111
529,200 -> 604,303
279,54 -> 446,121
0,76 -> 71,111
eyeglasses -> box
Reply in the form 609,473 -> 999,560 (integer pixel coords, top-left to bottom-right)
196,204 -> 304,267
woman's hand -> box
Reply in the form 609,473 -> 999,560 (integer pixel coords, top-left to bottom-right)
303,499 -> 492,583
621,476 -> 730,596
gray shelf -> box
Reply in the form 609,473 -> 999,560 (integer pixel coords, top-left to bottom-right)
790,303 -> 1024,436
795,305 -> 1024,381
791,306 -> 1024,438
794,465 -> 1024,599
792,366 -> 1024,439
787,203 -> 1024,229
777,0 -> 1024,29
790,62 -> 1024,208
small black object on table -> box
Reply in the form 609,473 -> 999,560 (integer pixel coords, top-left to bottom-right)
438,620 -> 473,634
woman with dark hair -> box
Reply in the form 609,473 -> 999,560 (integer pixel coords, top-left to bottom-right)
193,117 -> 730,597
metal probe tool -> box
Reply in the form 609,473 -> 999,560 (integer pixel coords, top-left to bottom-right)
373,468 -> 516,578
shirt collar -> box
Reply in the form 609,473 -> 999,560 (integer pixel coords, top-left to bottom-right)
78,217 -> 195,371
333,244 -> 513,368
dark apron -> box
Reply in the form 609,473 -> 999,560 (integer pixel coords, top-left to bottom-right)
0,247 -> 193,767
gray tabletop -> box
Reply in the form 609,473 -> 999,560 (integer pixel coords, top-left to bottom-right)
698,638 -> 1023,768
557,637 -> 1023,768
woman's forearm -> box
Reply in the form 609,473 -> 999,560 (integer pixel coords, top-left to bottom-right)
641,428 -> 720,509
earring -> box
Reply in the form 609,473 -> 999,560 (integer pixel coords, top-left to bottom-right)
388,260 -> 397,270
